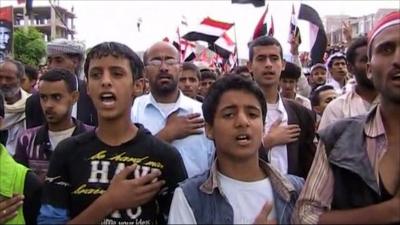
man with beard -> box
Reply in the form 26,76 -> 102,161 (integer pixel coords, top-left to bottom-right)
294,12 -> 400,224
14,69 -> 93,182
318,37 -> 379,130
131,41 -> 214,178
0,58 -> 30,155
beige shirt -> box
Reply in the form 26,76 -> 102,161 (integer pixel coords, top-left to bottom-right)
318,88 -> 379,131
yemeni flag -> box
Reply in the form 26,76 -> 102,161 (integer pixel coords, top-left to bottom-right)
209,32 -> 236,59
172,27 -> 196,62
298,3 -> 327,65
182,17 -> 234,44
231,0 -> 265,7
0,6 -> 13,61
288,4 -> 302,44
252,4 -> 269,40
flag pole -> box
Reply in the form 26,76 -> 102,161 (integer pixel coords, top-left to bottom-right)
233,23 -> 239,66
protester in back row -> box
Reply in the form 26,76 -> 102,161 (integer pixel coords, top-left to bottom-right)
232,65 -> 253,80
131,41 -> 214,178
199,70 -> 217,98
325,52 -> 350,94
0,58 -> 30,155
178,62 -> 203,102
279,61 -> 312,110
14,68 -> 94,182
25,38 -> 97,129
0,96 -> 41,225
309,85 -> 337,128
309,63 -> 327,90
38,42 -> 187,224
318,36 -> 379,130
21,65 -> 38,94
169,75 -> 304,224
294,11 -> 400,224
247,36 -> 316,179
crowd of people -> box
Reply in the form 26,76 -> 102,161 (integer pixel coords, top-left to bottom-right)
0,11 -> 399,225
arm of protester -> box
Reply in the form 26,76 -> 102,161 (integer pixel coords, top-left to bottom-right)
317,196 -> 400,224
253,202 -> 277,224
68,165 -> 164,224
0,195 -> 24,224
289,37 -> 311,98
156,111 -> 204,142
168,188 -> 197,224
262,119 -> 301,149
292,141 -> 334,224
342,21 -> 353,49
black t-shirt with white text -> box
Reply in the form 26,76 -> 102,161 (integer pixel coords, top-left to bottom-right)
42,124 -> 188,225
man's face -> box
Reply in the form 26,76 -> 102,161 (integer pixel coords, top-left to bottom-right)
279,78 -> 297,98
87,55 -> 135,120
179,69 -> 199,98
368,24 -> 400,103
329,58 -> 348,82
315,89 -> 337,114
205,90 -> 263,161
248,45 -> 285,88
311,68 -> 327,85
350,46 -> 374,89
47,54 -> 77,74
0,26 -> 11,50
0,62 -> 20,99
39,80 -> 77,125
199,78 -> 215,97
145,43 -> 181,97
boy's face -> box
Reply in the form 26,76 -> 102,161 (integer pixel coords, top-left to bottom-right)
86,55 -> 135,120
248,45 -> 285,88
39,80 -> 78,125
279,77 -> 297,98
311,68 -> 327,85
179,69 -> 199,98
206,90 -> 264,161
199,78 -> 215,97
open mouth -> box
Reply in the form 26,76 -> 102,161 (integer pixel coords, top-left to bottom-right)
100,92 -> 116,106
236,134 -> 251,145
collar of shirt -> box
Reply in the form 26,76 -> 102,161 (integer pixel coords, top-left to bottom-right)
364,104 -> 385,138
276,94 -> 288,123
143,90 -> 194,117
199,159 -> 294,202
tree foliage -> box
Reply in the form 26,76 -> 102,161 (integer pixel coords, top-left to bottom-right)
13,27 -> 46,66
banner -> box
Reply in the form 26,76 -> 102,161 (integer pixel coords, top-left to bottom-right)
0,6 -> 13,62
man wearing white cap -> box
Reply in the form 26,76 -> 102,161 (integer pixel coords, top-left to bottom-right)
294,11 -> 400,224
25,39 -> 97,128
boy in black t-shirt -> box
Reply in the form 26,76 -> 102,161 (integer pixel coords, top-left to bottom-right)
38,42 -> 188,224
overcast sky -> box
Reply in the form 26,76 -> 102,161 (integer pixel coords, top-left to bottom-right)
2,0 -> 399,59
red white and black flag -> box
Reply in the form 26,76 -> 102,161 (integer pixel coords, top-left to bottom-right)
298,3 -> 327,65
0,6 -> 13,62
182,17 -> 234,44
252,4 -> 269,40
268,16 -> 274,37
288,4 -> 301,44
209,32 -> 236,59
231,0 -> 265,8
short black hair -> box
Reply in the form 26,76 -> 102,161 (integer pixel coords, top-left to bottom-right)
346,36 -> 368,66
248,36 -> 283,61
200,70 -> 217,81
84,42 -> 144,81
280,62 -> 301,80
310,85 -> 334,107
182,62 -> 201,80
202,74 -> 266,126
24,65 -> 38,81
39,68 -> 78,92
